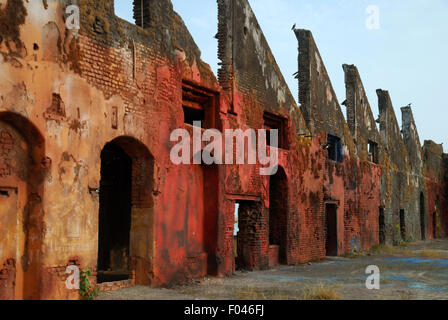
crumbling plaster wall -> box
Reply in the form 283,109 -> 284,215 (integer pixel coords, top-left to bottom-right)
0,0 -> 225,299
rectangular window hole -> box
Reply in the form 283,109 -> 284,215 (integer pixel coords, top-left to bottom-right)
368,140 -> 379,164
327,134 -> 343,162
263,112 -> 288,149
0,190 -> 9,197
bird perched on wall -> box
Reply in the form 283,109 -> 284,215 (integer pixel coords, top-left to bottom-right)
407,103 -> 412,108
292,23 -> 296,31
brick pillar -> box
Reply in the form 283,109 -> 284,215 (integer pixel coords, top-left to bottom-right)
132,0 -> 174,29
342,64 -> 357,139
133,0 -> 151,29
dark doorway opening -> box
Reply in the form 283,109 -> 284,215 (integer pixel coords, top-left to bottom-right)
379,207 -> 385,245
420,192 -> 426,240
269,167 -> 288,265
97,142 -> 132,283
235,201 -> 263,271
433,212 -> 437,239
400,209 -> 406,241
325,204 -> 338,256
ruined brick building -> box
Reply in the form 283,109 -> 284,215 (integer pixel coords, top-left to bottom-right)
0,0 -> 446,300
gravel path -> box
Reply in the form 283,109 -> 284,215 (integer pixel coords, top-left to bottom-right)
98,239 -> 448,300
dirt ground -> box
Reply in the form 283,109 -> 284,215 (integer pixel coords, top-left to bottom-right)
98,239 -> 448,300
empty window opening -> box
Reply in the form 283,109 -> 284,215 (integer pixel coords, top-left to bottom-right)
379,207 -> 385,245
400,209 -> 406,241
325,204 -> 338,256
368,140 -> 379,164
234,200 -> 263,271
114,1 -> 135,24
97,142 -> 132,284
182,82 -> 217,129
269,167 -> 288,265
420,192 -> 426,240
183,106 -> 205,127
327,134 -> 343,163
263,112 -> 288,149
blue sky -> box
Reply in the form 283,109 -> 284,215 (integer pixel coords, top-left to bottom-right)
115,1 -> 448,150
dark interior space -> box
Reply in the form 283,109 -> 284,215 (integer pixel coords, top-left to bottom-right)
97,142 -> 132,284
183,106 -> 205,127
269,167 -> 288,264
433,212 -> 437,239
420,192 -> 426,240
379,207 -> 385,245
202,165 -> 219,276
263,112 -> 288,149
325,204 -> 338,256
327,134 -> 343,163
400,209 -> 406,240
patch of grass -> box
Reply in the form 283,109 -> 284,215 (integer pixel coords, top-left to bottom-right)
369,244 -> 399,255
344,251 -> 366,259
397,241 -> 413,247
369,242 -> 418,255
301,284 -> 342,300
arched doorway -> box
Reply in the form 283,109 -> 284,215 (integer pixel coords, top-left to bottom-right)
420,192 -> 426,240
97,137 -> 154,285
0,112 -> 45,300
269,166 -> 288,265
97,143 -> 132,282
